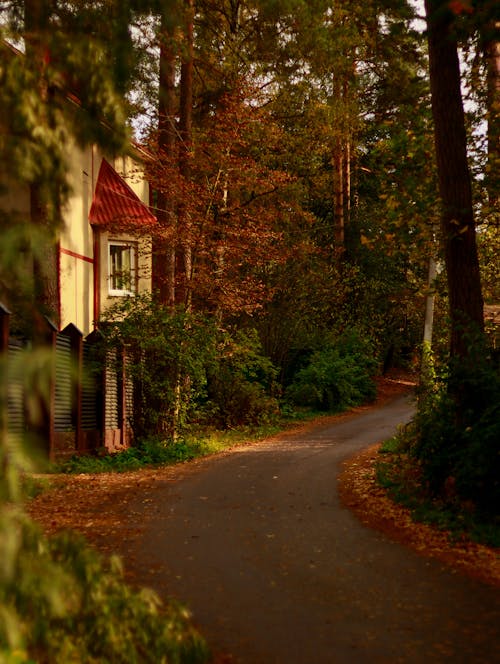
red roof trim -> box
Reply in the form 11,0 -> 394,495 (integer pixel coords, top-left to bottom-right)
89,158 -> 156,229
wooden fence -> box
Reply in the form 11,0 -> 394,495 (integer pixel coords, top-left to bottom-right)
0,302 -> 132,460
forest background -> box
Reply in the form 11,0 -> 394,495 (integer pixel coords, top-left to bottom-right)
0,0 -> 499,661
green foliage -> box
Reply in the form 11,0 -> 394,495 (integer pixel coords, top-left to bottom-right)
0,506 -> 209,663
285,330 -> 378,411
58,437 -> 208,474
376,432 -> 500,548
203,328 -> 279,429
103,301 -> 280,436
103,296 -> 216,439
477,223 -> 500,305
404,342 -> 500,516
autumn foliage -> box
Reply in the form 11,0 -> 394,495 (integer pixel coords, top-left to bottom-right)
147,86 -> 305,316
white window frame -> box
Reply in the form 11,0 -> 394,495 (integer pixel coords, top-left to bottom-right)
108,240 -> 137,296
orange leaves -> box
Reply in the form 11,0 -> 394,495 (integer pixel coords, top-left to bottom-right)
338,421 -> 500,589
448,1 -> 474,15
147,83 -> 306,316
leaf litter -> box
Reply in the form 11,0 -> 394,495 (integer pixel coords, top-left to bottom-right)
26,371 -> 498,589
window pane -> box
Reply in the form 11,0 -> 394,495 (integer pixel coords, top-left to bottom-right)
109,243 -> 135,293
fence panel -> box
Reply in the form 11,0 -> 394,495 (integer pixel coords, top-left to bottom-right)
124,351 -> 134,434
82,341 -> 99,431
0,304 -> 133,457
54,333 -> 73,433
105,348 -> 120,431
7,339 -> 26,442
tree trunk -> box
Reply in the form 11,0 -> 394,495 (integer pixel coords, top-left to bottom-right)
153,8 -> 178,306
31,184 -> 60,331
332,67 -> 353,255
484,21 -> 500,211
423,252 -> 438,347
25,0 -> 60,330
332,141 -> 345,249
168,0 -> 195,441
424,0 -> 484,360
177,0 -> 194,310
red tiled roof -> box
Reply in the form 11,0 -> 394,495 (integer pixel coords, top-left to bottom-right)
89,158 -> 157,228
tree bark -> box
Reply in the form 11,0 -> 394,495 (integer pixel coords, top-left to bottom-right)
332,141 -> 345,248
177,0 -> 194,310
25,0 -> 60,330
153,7 -> 178,306
484,21 -> 500,211
424,0 -> 484,359
31,184 -> 60,331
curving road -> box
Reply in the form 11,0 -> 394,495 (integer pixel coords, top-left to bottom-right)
125,395 -> 500,663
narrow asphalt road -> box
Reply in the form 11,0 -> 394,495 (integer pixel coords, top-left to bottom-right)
126,396 -> 500,663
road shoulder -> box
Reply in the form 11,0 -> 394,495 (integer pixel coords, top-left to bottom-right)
338,442 -> 500,588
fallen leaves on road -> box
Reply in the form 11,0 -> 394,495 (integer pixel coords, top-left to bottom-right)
338,443 -> 500,588
26,371 -> 498,591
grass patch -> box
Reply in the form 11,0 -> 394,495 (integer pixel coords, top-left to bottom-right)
54,410 -> 329,475
376,436 -> 500,548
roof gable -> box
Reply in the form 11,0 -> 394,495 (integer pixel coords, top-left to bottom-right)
89,158 -> 156,230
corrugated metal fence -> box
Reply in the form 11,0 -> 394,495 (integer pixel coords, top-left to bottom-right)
0,303 -> 133,460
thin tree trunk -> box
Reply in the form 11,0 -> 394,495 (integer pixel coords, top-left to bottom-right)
333,72 -> 353,254
424,0 -> 484,360
171,0 -> 194,441
423,252 -> 438,347
177,0 -> 194,310
153,8 -> 178,306
420,244 -> 438,392
333,141 -> 345,248
25,0 -> 60,330
484,22 -> 500,210
344,138 -> 351,219
31,184 -> 60,331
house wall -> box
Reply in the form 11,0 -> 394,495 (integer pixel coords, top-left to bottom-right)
59,144 -> 95,333
0,138 -> 153,336
59,146 -> 153,334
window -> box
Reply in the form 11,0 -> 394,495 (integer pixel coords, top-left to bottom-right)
108,241 -> 136,296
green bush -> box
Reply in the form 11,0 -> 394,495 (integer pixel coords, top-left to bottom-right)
376,430 -> 500,548
203,328 -> 279,428
285,330 -> 378,411
0,507 -> 209,663
410,344 -> 500,515
103,296 -> 216,440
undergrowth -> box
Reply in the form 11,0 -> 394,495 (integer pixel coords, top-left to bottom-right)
375,342 -> 500,550
55,413 -> 323,475
376,434 -> 500,548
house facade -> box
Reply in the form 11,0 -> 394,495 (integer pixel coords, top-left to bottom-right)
0,142 -> 157,458
59,144 -> 156,335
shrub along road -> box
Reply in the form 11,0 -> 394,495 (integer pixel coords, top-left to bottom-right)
29,389 -> 499,663
111,395 -> 498,663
